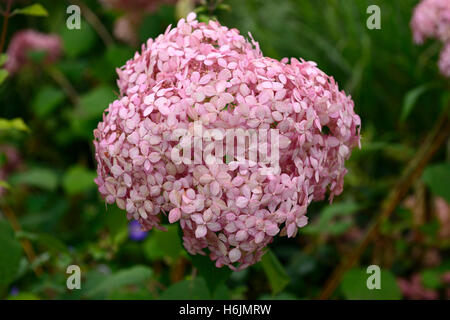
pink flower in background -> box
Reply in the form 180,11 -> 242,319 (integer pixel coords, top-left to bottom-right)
0,145 -> 22,196
411,0 -> 450,77
405,195 -> 450,239
397,274 -> 439,300
93,13 -> 361,270
100,0 -> 177,46
5,30 -> 62,74
438,42 -> 450,77
434,196 -> 450,238
442,272 -> 450,284
113,14 -> 142,47
411,0 -> 450,44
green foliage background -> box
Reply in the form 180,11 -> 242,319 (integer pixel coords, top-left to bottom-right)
0,0 -> 449,300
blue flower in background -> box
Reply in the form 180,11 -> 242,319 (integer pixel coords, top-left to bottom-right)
10,286 -> 19,296
128,220 -> 148,241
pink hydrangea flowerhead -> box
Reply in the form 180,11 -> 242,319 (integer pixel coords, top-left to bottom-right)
5,30 -> 62,74
411,0 -> 450,44
94,13 -> 361,270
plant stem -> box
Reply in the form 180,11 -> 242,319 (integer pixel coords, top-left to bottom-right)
318,106 -> 450,300
0,0 -> 13,53
46,66 -> 79,106
1,203 -> 43,276
170,257 -> 188,283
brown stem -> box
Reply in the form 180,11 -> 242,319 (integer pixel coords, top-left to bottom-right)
318,106 -> 450,300
46,66 -> 79,106
1,203 -> 43,276
0,0 -> 12,53
170,257 -> 188,283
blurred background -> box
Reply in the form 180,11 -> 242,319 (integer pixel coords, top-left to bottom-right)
0,0 -> 449,300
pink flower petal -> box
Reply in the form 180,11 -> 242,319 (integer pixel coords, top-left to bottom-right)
168,208 -> 181,223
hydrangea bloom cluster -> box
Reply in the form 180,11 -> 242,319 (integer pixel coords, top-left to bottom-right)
5,30 -> 62,74
411,0 -> 450,77
94,13 -> 361,270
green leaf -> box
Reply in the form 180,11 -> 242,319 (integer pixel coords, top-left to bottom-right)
144,225 -> 183,262
159,277 -> 210,300
84,265 -> 153,298
105,205 -> 128,245
0,220 -> 23,290
20,197 -> 68,231
32,86 -> 65,117
11,168 -> 58,191
0,54 -> 7,67
0,118 -> 29,132
259,292 -> 298,300
105,45 -> 134,69
62,166 -> 96,195
8,293 -> 40,300
108,288 -> 154,300
401,84 -> 433,122
60,20 -> 96,58
421,269 -> 443,290
197,14 -> 211,23
321,201 -> 360,219
260,249 -> 290,295
12,3 -> 48,16
143,236 -> 165,261
90,45 -> 134,82
0,180 -> 10,189
303,201 -> 359,235
212,283 -> 231,300
78,86 -> 116,120
56,60 -> 88,83
340,268 -> 401,300
217,3 -> 231,12
16,231 -> 69,255
327,221 -> 354,235
0,152 -> 5,166
420,220 -> 440,238
0,69 -> 8,85
422,163 -> 450,202
190,253 -> 232,294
